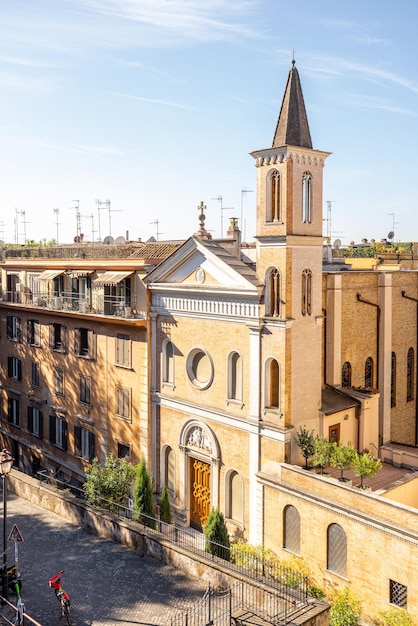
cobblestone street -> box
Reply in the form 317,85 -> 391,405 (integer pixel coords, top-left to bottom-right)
0,492 -> 208,626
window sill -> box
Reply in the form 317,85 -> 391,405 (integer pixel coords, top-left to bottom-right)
226,399 -> 244,408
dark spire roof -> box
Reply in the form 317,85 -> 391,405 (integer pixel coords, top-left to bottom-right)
272,60 -> 312,149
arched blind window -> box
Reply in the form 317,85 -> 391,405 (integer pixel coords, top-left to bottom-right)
265,358 -> 280,409
266,268 -> 281,317
162,340 -> 174,384
283,505 -> 300,554
226,470 -> 244,524
327,523 -> 347,577
301,269 -> 312,316
228,352 -> 243,402
267,170 -> 281,222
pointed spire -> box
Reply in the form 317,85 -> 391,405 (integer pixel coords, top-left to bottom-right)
272,60 -> 312,149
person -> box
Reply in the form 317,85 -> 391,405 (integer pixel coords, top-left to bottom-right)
48,571 -> 70,618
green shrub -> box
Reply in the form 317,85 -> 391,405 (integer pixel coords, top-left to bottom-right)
133,457 -> 156,529
83,453 -> 136,512
374,606 -> 415,626
329,587 -> 362,626
159,485 -> 171,524
204,508 -> 230,561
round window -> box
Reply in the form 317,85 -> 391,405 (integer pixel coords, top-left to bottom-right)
187,349 -> 214,389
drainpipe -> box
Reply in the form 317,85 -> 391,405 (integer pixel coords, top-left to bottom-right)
401,291 -> 418,445
356,293 -> 381,445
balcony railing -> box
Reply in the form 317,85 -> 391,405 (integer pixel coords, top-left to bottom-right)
2,290 -> 144,319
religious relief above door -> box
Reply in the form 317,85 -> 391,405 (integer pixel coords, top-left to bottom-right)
190,458 -> 211,530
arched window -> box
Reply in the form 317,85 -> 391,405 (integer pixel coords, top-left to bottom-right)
227,351 -> 243,402
407,348 -> 414,402
266,169 -> 281,222
283,505 -> 300,554
226,470 -> 244,524
163,445 -> 175,494
364,357 -> 373,389
302,172 -> 312,223
391,352 -> 396,407
327,523 -> 347,578
162,340 -> 174,384
342,362 -> 351,387
265,267 -> 281,317
301,269 -> 312,316
265,358 -> 280,409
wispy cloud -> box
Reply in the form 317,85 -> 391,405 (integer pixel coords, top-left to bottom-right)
115,92 -> 196,110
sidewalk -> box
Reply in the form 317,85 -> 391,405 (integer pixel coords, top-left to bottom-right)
0,492 -> 207,626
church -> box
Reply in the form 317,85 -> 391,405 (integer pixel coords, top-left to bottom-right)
145,61 -> 418,622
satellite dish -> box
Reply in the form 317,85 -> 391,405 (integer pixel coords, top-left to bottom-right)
115,236 -> 125,244
333,239 -> 342,250
387,231 -> 394,240
103,235 -> 114,245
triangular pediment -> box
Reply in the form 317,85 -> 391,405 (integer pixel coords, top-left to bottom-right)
145,237 -> 258,293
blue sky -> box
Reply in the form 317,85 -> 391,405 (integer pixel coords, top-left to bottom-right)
1,0 -> 418,246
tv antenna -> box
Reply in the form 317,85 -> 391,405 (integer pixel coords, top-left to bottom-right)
150,219 -> 163,241
388,213 -> 399,240
240,188 -> 254,238
212,195 -> 234,238
70,200 -> 81,240
19,209 -> 29,244
53,208 -> 61,244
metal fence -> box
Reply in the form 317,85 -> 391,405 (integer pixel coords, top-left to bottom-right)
37,471 -> 310,622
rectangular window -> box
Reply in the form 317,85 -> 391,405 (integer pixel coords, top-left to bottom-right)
8,397 -> 20,426
117,443 -> 130,459
74,426 -> 95,462
80,376 -> 91,405
31,361 -> 41,388
7,316 -> 21,342
390,579 -> 407,608
28,406 -> 43,438
115,333 -> 131,367
54,368 -> 64,396
50,323 -> 66,352
74,328 -> 95,359
27,319 -> 41,346
116,386 -> 131,420
7,356 -> 22,381
49,415 -> 67,450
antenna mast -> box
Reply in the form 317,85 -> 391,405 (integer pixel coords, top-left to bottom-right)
53,208 -> 61,244
150,219 -> 163,241
212,195 -> 234,238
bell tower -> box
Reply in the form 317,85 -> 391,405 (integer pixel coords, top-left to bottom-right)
251,62 -> 331,458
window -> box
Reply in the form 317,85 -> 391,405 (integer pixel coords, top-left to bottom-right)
265,268 -> 281,317
227,351 -> 243,402
226,470 -> 243,524
118,443 -> 130,459
8,397 -> 20,427
50,323 -> 67,352
162,340 -> 174,384
265,358 -> 280,409
28,406 -> 43,438
163,445 -> 175,493
31,361 -> 41,388
49,415 -> 67,450
266,169 -> 281,222
186,349 -> 214,390
327,523 -> 347,578
116,386 -> 131,420
7,356 -> 22,381
27,319 -> 41,346
80,376 -> 91,405
301,269 -> 312,316
302,172 -> 312,223
390,579 -> 407,609
7,316 -> 21,342
74,327 -> 95,359
115,333 -> 131,367
407,348 -> 414,401
54,368 -> 64,397
283,505 -> 301,554
391,352 -> 396,407
365,357 -> 374,389
342,362 -> 351,387
74,426 -> 95,462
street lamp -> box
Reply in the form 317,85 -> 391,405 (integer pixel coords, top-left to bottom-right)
0,449 -> 14,604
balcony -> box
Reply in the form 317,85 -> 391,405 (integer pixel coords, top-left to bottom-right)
2,290 -> 144,320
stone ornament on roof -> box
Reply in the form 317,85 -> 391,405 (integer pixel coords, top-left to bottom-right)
194,201 -> 212,240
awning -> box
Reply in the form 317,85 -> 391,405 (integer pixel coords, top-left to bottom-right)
67,270 -> 93,278
36,270 -> 64,281
93,271 -> 133,286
